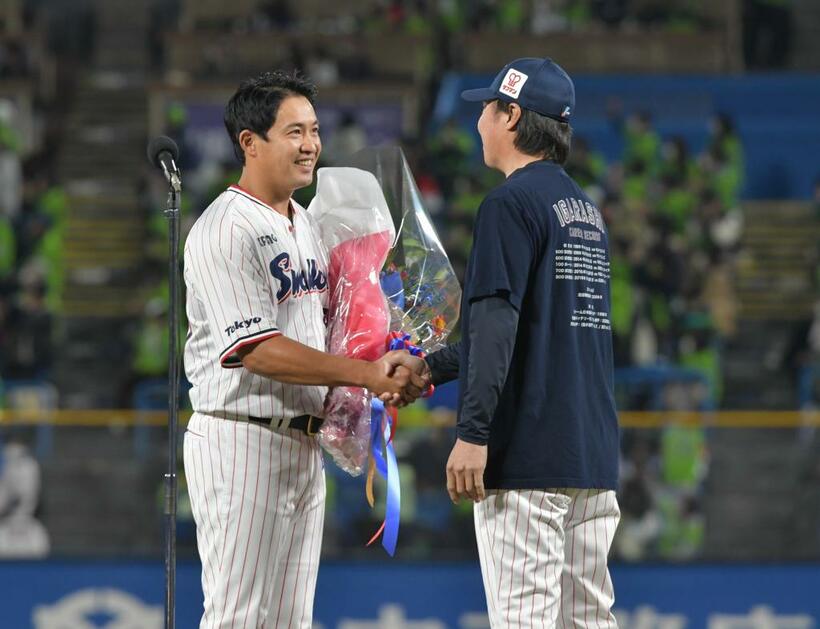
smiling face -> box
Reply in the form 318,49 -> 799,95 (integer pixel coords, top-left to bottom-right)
241,94 -> 321,194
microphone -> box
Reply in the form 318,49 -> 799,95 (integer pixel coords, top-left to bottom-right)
147,135 -> 182,191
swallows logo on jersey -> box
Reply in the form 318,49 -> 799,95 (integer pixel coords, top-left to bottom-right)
270,252 -> 328,303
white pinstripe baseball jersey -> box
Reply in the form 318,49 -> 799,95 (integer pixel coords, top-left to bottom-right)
183,184 -> 329,420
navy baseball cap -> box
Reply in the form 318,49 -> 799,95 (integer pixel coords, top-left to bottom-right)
461,57 -> 575,122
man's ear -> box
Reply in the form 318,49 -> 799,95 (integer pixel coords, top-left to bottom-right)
504,104 -> 522,131
238,129 -> 256,160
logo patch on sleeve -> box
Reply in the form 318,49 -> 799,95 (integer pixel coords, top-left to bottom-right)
499,68 -> 529,99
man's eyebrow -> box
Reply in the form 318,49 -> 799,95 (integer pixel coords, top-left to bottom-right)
284,120 -> 320,129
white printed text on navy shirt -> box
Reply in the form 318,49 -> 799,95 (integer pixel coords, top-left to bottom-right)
551,197 -> 605,232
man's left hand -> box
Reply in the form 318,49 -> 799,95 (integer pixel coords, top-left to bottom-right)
446,438 -> 487,503
378,351 -> 431,407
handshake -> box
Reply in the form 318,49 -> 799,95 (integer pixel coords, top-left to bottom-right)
363,350 -> 432,407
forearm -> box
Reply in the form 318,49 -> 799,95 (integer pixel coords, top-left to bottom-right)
239,334 -> 372,388
425,341 -> 461,385
457,296 -> 519,445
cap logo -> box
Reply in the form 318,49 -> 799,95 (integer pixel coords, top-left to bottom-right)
499,68 -> 528,99
561,105 -> 571,118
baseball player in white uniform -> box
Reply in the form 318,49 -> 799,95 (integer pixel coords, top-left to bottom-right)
182,71 -> 428,629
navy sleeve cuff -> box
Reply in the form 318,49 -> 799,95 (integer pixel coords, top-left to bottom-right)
456,428 -> 489,446
426,342 -> 461,386
219,328 -> 281,368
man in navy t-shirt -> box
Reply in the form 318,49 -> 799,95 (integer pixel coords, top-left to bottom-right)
425,57 -> 620,627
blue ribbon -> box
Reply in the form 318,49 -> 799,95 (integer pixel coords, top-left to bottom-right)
369,398 -> 401,556
366,332 -> 424,555
388,332 -> 424,356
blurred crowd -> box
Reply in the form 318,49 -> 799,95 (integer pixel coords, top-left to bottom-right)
161,0 -> 731,37
0,106 -> 61,391
150,0 -> 746,83
0,39 -> 34,79
0,0 -> 816,562
0,1 -> 65,396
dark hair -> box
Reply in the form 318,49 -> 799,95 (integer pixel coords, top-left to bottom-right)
494,100 -> 572,165
224,70 -> 318,165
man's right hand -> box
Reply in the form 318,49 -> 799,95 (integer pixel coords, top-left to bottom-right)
364,350 -> 430,406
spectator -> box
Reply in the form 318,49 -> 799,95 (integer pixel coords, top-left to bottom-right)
700,144 -> 742,209
623,111 -> 661,172
743,0 -> 793,69
0,436 -> 50,559
621,159 -> 652,208
708,113 -> 745,174
427,118 -> 475,197
530,0 -> 570,34
814,176 -> 820,220
610,237 -> 637,366
591,0 -> 629,28
699,256 -> 739,338
164,101 -> 201,172
0,100 -> 22,219
322,111 -> 367,165
614,435 -> 662,559
701,114 -> 745,207
2,281 -> 53,380
403,0 -> 433,35
495,0 -> 527,32
306,46 -> 340,87
655,138 -> 696,233
613,475 -> 661,560
0,296 -> 11,376
0,41 -> 30,78
659,136 -> 695,186
0,212 -> 14,282
252,0 -> 294,31
656,494 -> 704,560
565,135 -> 607,200
337,39 -> 374,81
678,313 -> 722,404
132,297 -> 169,381
31,217 -> 64,314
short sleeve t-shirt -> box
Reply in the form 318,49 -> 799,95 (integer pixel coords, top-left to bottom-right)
458,160 -> 619,490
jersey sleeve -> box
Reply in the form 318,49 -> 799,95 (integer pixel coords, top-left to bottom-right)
185,211 -> 281,368
465,190 -> 537,310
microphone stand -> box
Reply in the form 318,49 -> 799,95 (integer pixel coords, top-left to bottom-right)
161,161 -> 182,629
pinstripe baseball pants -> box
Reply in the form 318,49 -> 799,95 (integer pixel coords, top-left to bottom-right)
183,413 -> 325,629
474,488 -> 620,628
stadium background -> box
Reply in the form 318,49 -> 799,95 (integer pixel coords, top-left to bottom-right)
0,0 -> 819,626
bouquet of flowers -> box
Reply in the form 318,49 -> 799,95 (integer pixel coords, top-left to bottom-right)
309,147 -> 461,476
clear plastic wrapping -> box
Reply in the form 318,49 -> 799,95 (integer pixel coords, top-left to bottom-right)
310,147 -> 461,475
